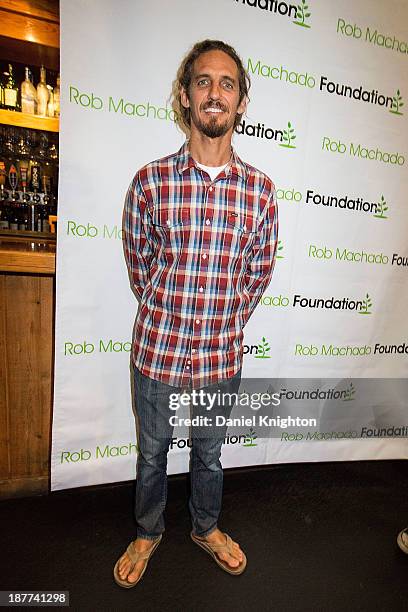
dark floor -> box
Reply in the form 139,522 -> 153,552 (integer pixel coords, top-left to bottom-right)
0,460 -> 407,611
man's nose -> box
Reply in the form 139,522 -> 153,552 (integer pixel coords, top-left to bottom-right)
208,82 -> 221,100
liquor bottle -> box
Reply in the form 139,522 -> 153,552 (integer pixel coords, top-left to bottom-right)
47,85 -> 54,117
3,64 -> 19,111
9,203 -> 20,231
0,203 -> 10,229
21,67 -> 37,114
54,74 -> 60,117
19,202 -> 29,230
36,66 -> 49,116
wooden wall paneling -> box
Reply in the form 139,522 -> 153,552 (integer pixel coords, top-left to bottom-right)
6,274 -> 51,481
0,0 -> 59,23
0,8 -> 59,48
0,34 -> 59,70
0,275 -> 10,480
38,275 -> 53,479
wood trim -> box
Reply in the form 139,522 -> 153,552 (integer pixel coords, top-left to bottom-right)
0,236 -> 56,274
0,0 -> 59,23
0,8 -> 59,48
0,34 -> 59,70
0,251 -> 55,274
0,475 -> 48,498
0,108 -> 59,132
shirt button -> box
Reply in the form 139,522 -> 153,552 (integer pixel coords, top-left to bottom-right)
205,218 -> 211,225
199,286 -> 204,292
186,365 -> 190,369
187,359 -> 191,364
195,319 -> 201,325
202,254 -> 207,260
192,349 -> 197,353
209,187 -> 213,192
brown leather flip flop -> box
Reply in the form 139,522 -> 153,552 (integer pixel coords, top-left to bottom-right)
113,535 -> 162,588
191,531 -> 247,575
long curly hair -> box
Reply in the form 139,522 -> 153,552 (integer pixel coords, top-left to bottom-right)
173,39 -> 251,131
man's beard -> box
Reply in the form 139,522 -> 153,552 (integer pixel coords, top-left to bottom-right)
192,101 -> 234,138
196,115 -> 231,138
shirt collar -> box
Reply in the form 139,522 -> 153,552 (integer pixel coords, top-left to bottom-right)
176,140 -> 247,181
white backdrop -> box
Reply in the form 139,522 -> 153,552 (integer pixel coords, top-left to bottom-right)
51,0 -> 408,491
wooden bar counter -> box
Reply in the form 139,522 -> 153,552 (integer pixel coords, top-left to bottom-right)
0,232 -> 55,498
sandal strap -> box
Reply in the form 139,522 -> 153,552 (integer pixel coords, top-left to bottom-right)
205,533 -> 234,554
126,542 -> 153,565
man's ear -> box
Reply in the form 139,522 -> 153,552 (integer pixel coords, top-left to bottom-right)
237,95 -> 247,116
180,87 -> 190,109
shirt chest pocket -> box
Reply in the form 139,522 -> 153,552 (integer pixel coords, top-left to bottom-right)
225,210 -> 258,235
151,207 -> 191,229
222,210 -> 258,257
151,207 -> 192,250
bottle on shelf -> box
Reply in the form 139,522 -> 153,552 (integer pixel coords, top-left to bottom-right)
47,85 -> 54,117
21,67 -> 37,115
0,203 -> 10,229
36,65 -> 49,117
54,74 -> 60,117
9,203 -> 20,231
19,201 -> 29,231
3,64 -> 19,111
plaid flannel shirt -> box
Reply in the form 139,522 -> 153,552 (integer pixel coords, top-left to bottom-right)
123,141 -> 278,389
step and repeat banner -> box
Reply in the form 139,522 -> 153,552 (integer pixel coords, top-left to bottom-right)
52,0 -> 408,490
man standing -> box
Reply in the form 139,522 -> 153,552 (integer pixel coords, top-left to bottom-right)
114,39 -> 278,587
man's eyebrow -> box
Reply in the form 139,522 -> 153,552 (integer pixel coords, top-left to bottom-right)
194,73 -> 236,83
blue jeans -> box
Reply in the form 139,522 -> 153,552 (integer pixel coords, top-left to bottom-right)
133,366 -> 242,539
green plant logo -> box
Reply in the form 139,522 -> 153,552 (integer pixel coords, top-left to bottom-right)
279,121 -> 297,149
359,293 -> 372,315
373,194 -> 388,219
293,0 -> 311,28
343,382 -> 356,402
276,240 -> 284,259
390,89 -> 404,116
255,336 -> 271,359
243,427 -> 258,447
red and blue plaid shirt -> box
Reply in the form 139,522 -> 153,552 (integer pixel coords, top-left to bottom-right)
123,141 -> 278,389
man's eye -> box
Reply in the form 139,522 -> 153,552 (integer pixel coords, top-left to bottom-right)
223,82 -> 233,89
197,79 -> 209,86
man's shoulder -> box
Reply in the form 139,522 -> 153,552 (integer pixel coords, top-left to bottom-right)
237,155 -> 276,194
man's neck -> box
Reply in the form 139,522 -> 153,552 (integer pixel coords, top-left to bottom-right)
188,128 -> 233,167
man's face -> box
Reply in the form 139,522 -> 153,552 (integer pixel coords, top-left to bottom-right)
181,49 -> 246,139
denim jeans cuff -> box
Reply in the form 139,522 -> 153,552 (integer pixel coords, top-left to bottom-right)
193,524 -> 218,538
136,530 -> 163,541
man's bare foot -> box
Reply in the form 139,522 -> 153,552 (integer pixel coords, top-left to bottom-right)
203,528 -> 244,568
117,538 -> 157,584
